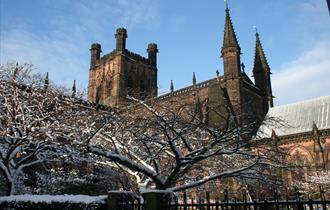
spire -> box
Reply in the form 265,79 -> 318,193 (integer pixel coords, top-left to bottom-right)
252,31 -> 274,109
253,32 -> 270,75
72,80 -> 76,98
44,72 -> 49,91
221,6 -> 241,55
170,80 -> 174,93
192,72 -> 196,85
221,4 -> 242,80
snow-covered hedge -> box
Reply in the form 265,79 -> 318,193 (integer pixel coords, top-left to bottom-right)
0,194 -> 107,210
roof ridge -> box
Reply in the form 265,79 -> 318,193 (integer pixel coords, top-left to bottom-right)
272,95 -> 330,109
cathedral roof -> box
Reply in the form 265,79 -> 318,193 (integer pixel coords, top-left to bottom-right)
257,96 -> 330,138
241,72 -> 255,86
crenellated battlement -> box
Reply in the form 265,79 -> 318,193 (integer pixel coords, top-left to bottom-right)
123,50 -> 151,66
96,48 -> 154,67
101,50 -> 116,60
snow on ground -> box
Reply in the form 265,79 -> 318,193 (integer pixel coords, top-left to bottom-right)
0,194 -> 107,204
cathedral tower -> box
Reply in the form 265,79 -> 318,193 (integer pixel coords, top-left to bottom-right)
87,28 -> 158,107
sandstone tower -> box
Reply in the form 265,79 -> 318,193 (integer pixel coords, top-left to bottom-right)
88,28 -> 158,107
87,6 -> 273,128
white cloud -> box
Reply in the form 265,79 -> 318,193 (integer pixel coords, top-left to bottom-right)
0,0 -> 160,89
1,28 -> 88,87
272,41 -> 330,105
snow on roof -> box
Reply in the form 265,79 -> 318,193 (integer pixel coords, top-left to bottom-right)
0,194 -> 107,204
257,96 -> 330,138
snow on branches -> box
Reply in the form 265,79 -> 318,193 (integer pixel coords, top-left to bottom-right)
0,62 -> 115,195
0,62 -> 284,195
87,95 -> 282,192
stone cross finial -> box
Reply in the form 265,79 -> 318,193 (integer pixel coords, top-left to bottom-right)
224,0 -> 229,9
253,25 -> 258,34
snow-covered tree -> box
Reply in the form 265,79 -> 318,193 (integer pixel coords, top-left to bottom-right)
0,62 -> 285,195
293,170 -> 330,198
0,62 -> 118,195
87,95 -> 283,192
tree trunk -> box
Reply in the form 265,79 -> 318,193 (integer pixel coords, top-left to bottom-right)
155,183 -> 167,190
4,175 -> 14,196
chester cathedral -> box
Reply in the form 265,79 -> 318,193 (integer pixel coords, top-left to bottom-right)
87,6 -> 329,185
87,7 -> 272,128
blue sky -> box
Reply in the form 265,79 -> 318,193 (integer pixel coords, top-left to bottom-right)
0,0 -> 329,105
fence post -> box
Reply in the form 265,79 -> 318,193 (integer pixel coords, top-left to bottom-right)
233,197 -> 237,210
253,199 -> 257,210
286,194 -> 290,210
224,189 -> 229,210
108,191 -> 137,210
263,199 -> 268,210
243,191 -> 247,210
274,188 -> 279,210
319,186 -> 326,210
294,187 -> 304,210
206,191 -> 211,210
183,191 -> 187,210
142,190 -> 173,210
308,195 -> 314,210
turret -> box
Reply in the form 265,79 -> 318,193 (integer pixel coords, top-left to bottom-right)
115,28 -> 127,52
252,31 -> 273,112
147,43 -> 158,67
220,5 -> 244,124
90,43 -> 102,69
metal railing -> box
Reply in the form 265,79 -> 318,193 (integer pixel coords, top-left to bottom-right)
116,187 -> 330,210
